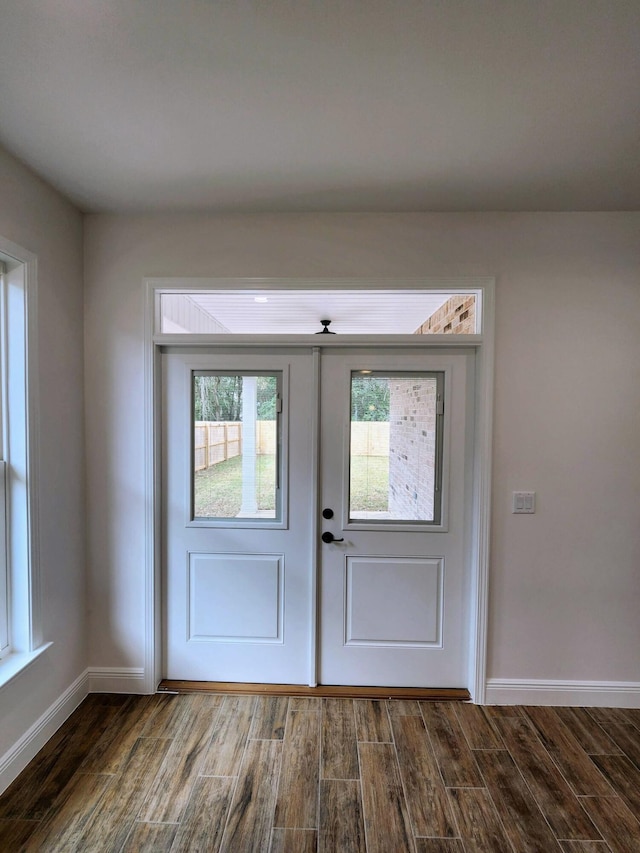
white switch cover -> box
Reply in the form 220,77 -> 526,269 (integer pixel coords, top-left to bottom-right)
512,491 -> 536,513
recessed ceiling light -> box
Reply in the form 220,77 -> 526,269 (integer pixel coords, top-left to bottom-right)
254,296 -> 268,303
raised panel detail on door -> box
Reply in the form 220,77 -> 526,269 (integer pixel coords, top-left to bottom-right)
189,553 -> 283,643
345,556 -> 443,647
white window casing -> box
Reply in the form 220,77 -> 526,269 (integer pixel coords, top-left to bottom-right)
0,240 -> 48,686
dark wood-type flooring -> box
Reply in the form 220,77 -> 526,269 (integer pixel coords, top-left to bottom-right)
1,692 -> 640,851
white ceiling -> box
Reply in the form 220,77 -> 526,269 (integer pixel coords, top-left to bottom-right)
0,1 -> 638,214
166,290 -> 453,334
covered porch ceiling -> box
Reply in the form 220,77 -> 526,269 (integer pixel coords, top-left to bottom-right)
165,290 -> 459,335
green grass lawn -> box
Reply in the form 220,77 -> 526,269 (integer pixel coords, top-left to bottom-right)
349,455 -> 389,511
195,454 -> 276,518
194,454 -> 389,517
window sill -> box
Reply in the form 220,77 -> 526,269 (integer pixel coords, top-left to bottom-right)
0,642 -> 53,692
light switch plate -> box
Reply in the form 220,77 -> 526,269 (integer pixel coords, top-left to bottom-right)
512,491 -> 536,513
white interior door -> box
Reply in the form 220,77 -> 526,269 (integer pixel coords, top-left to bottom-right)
163,349 -> 314,684
163,346 -> 472,688
318,348 -> 473,687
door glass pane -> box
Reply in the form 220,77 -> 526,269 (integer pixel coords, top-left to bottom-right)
193,372 -> 280,520
349,372 -> 443,523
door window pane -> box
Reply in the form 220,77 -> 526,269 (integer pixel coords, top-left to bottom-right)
349,372 -> 443,523
193,373 -> 280,520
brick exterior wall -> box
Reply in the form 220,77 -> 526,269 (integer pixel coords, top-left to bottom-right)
415,294 -> 476,335
388,378 -> 437,520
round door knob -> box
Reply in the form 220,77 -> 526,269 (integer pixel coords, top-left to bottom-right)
321,531 -> 344,543
322,508 -> 334,519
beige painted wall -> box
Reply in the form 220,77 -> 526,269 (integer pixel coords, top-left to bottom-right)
0,146 -> 85,760
83,211 -> 640,689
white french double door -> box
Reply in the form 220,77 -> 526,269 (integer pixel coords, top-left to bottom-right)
163,346 -> 473,688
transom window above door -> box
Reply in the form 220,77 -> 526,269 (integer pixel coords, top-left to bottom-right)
156,288 -> 480,335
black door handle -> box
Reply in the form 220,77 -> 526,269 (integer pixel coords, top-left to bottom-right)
321,531 -> 344,544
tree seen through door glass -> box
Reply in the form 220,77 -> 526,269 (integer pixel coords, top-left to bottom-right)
193,373 -> 278,519
350,372 -> 442,522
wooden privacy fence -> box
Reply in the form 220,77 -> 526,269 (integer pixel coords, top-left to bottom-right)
195,420 -> 389,472
194,421 -> 276,472
350,422 -> 389,456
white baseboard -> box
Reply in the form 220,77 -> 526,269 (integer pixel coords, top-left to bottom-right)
0,669 -> 89,795
88,666 -> 148,694
485,678 -> 640,708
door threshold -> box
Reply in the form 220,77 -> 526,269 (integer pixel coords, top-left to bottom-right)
158,680 -> 470,701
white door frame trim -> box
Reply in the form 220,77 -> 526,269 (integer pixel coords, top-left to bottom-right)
143,278 -> 495,703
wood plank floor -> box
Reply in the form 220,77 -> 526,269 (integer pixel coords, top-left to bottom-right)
1,694 -> 639,851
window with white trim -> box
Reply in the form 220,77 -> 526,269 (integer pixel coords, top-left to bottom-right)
0,260 -> 6,658
0,241 -> 44,679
